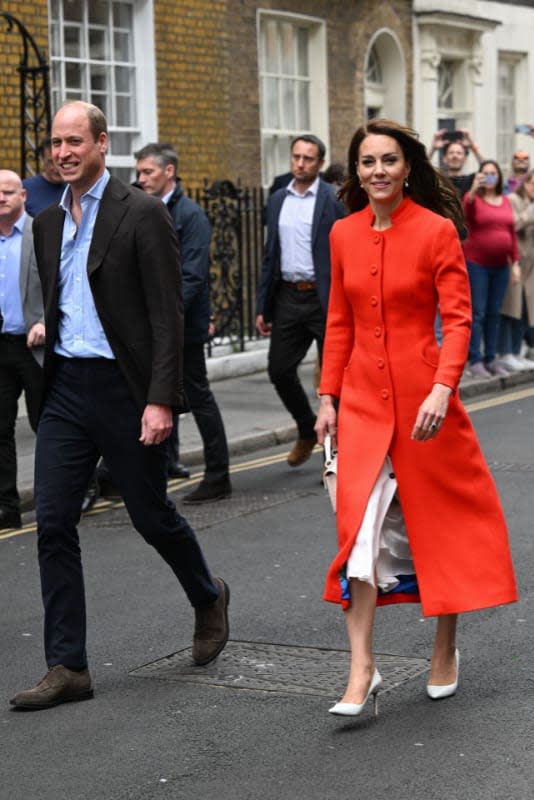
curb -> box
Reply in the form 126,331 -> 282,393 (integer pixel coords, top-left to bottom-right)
17,367 -> 534,515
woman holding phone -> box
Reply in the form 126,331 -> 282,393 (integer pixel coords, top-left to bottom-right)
463,160 -> 521,378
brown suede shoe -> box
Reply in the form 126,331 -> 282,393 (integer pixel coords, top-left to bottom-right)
10,665 -> 94,710
287,437 -> 317,467
192,577 -> 230,666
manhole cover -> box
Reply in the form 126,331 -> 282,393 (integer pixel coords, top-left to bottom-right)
130,641 -> 429,697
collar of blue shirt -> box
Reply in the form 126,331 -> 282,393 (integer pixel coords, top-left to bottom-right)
59,168 -> 111,212
285,175 -> 320,198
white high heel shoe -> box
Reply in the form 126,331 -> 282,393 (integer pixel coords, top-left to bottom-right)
427,649 -> 459,700
329,669 -> 383,717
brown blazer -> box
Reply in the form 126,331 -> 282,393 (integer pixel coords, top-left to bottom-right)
501,191 -> 534,323
32,175 -> 187,412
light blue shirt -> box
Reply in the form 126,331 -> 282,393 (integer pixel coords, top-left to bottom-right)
0,211 -> 26,335
278,177 -> 319,282
55,169 -> 115,359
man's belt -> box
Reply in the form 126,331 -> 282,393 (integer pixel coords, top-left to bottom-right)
281,280 -> 317,291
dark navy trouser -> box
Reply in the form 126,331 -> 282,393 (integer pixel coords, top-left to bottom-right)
35,357 -> 218,669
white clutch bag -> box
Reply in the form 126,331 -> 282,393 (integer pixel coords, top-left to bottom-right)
323,434 -> 337,512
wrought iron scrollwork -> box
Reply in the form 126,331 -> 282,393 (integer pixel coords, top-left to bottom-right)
1,12 -> 51,177
200,179 -> 265,353
203,179 -> 245,352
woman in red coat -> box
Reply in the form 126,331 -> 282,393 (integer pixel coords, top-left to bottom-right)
315,120 -> 517,719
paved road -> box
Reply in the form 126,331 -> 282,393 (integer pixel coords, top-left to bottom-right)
2,387 -> 534,800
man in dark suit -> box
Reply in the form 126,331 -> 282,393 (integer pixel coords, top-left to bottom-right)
0,170 -> 45,530
10,101 -> 229,710
134,142 -> 231,504
256,135 -> 345,467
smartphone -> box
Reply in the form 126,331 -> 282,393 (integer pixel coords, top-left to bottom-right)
445,130 -> 463,142
515,124 -> 531,134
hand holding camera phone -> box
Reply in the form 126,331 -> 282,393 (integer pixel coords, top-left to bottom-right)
515,124 -> 532,134
444,130 -> 463,143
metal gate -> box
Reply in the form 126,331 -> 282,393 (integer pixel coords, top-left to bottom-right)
1,12 -> 51,177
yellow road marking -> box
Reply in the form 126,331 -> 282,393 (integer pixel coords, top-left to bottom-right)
464,385 -> 534,412
3,385 -> 534,542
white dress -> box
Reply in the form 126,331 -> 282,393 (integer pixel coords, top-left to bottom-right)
346,457 -> 415,593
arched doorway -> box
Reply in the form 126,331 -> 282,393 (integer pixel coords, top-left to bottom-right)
364,29 -> 406,122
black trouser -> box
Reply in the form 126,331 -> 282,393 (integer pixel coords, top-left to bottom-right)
168,342 -> 229,482
0,334 -> 43,513
267,285 -> 325,439
35,357 -> 219,669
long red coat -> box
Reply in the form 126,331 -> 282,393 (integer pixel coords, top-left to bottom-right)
320,197 -> 518,616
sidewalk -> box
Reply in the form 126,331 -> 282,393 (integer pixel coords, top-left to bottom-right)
14,346 -> 534,512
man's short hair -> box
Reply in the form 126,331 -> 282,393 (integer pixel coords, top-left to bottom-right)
86,104 -> 108,141
290,134 -> 326,161
59,101 -> 108,141
133,142 -> 178,175
37,136 -> 52,158
442,140 -> 468,157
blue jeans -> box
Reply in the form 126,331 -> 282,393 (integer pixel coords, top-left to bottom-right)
498,302 -> 527,356
467,261 -> 510,364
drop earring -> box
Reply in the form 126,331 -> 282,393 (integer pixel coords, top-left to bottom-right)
404,178 -> 409,188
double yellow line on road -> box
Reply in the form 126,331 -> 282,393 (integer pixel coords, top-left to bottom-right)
3,384 -> 534,542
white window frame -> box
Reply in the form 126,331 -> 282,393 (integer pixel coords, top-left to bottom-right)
364,29 -> 406,123
436,58 -> 471,130
257,10 -> 328,187
48,0 -> 157,177
497,52 -> 528,172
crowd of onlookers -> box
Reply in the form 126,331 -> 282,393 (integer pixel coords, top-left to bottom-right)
429,128 -> 534,378
269,127 -> 534,381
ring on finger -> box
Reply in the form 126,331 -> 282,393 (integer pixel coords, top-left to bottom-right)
430,422 -> 438,430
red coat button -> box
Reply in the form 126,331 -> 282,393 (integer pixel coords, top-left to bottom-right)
377,359 -> 385,369
381,389 -> 389,399
374,235 -> 381,244
370,265 -> 378,275
374,327 -> 381,337
371,296 -> 378,306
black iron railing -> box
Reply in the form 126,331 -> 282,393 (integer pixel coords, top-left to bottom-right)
1,12 -> 51,177
188,180 -> 266,354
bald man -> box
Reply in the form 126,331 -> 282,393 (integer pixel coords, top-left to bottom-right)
0,170 -> 45,530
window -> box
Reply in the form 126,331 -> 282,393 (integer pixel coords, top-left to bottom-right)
497,56 -> 519,169
366,45 -> 383,85
49,0 -> 155,179
365,45 -> 383,120
437,59 -> 471,132
437,61 -> 454,110
364,31 -> 406,124
258,13 -> 327,186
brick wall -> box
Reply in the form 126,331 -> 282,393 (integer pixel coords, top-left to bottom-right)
0,2 -> 49,175
154,0 -> 230,187
225,0 -> 413,185
0,2 -> 412,187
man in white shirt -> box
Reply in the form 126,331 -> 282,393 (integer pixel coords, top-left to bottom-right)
256,135 -> 345,467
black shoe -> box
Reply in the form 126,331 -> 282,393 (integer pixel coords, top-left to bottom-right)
168,460 -> 191,479
0,508 -> 22,530
182,476 -> 232,505
81,476 -> 99,514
